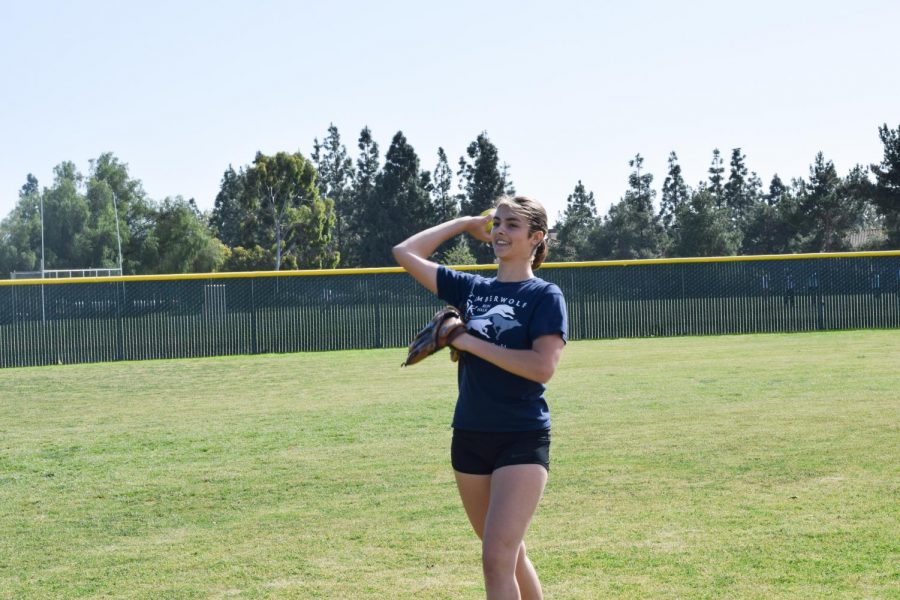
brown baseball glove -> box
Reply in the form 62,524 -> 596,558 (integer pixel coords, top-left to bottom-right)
402,306 -> 467,367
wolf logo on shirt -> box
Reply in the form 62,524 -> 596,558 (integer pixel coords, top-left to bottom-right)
467,304 -> 522,340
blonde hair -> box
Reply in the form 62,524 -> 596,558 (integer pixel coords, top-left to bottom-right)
494,195 -> 549,269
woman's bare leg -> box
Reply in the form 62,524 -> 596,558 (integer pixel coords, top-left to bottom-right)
455,467 -> 547,599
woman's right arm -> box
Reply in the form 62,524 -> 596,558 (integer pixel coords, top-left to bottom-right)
392,215 -> 492,294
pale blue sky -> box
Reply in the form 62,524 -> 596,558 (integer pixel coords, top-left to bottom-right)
2,0 -> 898,227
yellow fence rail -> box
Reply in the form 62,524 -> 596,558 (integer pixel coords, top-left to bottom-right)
2,251 -> 898,368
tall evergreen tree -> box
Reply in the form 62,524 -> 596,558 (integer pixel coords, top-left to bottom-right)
555,180 -> 598,261
500,162 -> 516,196
747,172 -> 764,206
357,132 -> 433,267
355,127 -> 380,203
870,123 -> 900,247
670,189 -> 740,257
659,151 -> 690,256
312,124 -> 355,263
740,174 -> 797,255
589,155 -> 663,259
707,148 -> 725,205
210,165 -> 248,248
431,147 -> 458,223
346,126 -> 381,266
795,152 -> 862,252
766,173 -> 788,206
458,132 -> 509,263
660,151 -> 689,231
428,148 -> 459,263
441,237 -> 477,266
723,147 -> 757,223
842,165 -> 883,247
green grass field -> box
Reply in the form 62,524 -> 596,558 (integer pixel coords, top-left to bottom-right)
1,330 -> 898,599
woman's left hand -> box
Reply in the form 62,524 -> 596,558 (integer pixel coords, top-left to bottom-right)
465,214 -> 494,244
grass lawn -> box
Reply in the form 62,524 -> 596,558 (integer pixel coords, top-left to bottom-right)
0,330 -> 898,599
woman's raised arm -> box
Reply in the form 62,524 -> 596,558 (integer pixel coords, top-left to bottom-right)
392,215 -> 492,294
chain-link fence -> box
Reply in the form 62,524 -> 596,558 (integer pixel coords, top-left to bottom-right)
1,252 -> 898,369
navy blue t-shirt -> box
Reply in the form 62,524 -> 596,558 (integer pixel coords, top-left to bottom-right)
436,265 -> 568,432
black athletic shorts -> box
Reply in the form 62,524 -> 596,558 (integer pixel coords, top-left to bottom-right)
451,428 -> 551,475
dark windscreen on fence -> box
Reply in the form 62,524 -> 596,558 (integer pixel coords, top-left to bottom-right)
1,252 -> 898,369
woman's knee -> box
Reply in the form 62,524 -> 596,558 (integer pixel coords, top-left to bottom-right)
482,537 -> 521,579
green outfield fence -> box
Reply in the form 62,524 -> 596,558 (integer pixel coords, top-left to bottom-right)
1,251 -> 899,369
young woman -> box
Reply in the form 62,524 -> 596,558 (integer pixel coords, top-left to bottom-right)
393,195 -> 568,600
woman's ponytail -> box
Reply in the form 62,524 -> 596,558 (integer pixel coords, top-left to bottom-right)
532,239 -> 548,269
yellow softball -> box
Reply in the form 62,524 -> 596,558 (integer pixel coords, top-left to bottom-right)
480,208 -> 494,233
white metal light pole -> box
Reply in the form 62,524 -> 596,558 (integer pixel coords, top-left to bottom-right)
40,189 -> 46,323
40,189 -> 45,277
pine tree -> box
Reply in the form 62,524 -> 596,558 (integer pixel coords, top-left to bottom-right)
590,155 -> 663,259
355,127 -> 380,201
211,165 -> 247,248
458,132 -> 509,263
795,152 -> 863,252
660,151 -> 689,228
427,148 -> 460,263
670,189 -> 740,257
500,162 -> 516,196
441,236 -> 477,265
740,174 -> 797,255
357,131 -> 433,267
431,147 -> 458,223
555,180 -> 598,261
843,165 -> 882,238
659,151 -> 690,255
766,174 -> 788,206
629,154 -> 656,215
345,126 -> 381,267
707,148 -> 725,205
723,148 -> 754,222
748,172 -> 764,205
870,123 -> 900,247
311,124 -> 355,265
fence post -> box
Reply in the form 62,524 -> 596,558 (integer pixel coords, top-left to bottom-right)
116,282 -> 125,361
373,276 -> 383,349
808,270 -> 822,331
251,279 -> 258,354
40,284 -> 49,366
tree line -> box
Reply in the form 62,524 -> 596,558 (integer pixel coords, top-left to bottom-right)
555,129 -> 899,262
1,124 -> 898,277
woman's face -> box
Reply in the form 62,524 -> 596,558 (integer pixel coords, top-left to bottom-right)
491,204 -> 544,264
